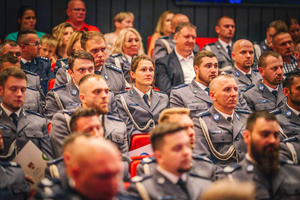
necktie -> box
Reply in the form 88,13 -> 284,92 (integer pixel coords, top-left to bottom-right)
227,117 -> 232,123
271,90 -> 278,97
204,88 -> 210,95
25,62 -> 31,70
227,45 -> 232,59
245,74 -> 251,80
143,94 -> 150,108
177,179 -> 189,196
10,113 -> 18,127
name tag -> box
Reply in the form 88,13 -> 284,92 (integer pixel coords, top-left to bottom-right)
258,100 -> 270,103
0,126 -> 8,130
129,103 -> 139,106
157,196 -> 176,200
69,103 -> 80,106
192,100 -> 203,103
211,131 -> 222,134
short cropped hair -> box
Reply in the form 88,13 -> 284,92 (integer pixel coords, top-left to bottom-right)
174,22 -> 196,35
258,51 -> 281,69
0,67 -> 27,88
246,111 -> 278,133
0,40 -> 20,55
70,108 -> 98,133
113,12 -> 134,23
150,122 -> 185,151
62,132 -> 92,152
68,50 -> 94,71
216,16 -> 234,26
194,50 -> 217,66
209,74 -> 234,92
78,73 -> 105,88
81,31 -> 105,50
0,54 -> 19,72
40,34 -> 58,48
269,20 -> 288,32
16,29 -> 37,45
130,55 -> 154,84
158,108 -> 190,124
283,72 -> 300,90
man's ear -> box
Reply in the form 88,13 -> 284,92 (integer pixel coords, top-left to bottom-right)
215,25 -> 220,34
231,52 -> 236,61
243,129 -> 251,145
282,87 -> 290,98
294,51 -> 299,60
258,67 -> 264,77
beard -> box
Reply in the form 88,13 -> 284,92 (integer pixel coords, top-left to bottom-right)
250,141 -> 279,176
86,101 -> 108,115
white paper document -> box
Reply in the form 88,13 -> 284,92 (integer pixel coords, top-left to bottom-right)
128,144 -> 154,157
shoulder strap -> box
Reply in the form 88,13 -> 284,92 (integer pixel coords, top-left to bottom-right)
114,57 -> 131,88
254,44 -> 261,60
49,164 -> 60,179
66,70 -> 71,83
135,182 -> 151,200
161,39 -> 172,54
53,91 -> 65,110
143,164 -> 151,175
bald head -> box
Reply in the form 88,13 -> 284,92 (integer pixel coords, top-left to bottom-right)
232,39 -> 254,72
171,14 -> 189,33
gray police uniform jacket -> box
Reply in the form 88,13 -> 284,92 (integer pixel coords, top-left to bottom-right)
53,65 -> 69,87
0,161 -> 30,200
152,33 -> 200,63
136,154 -> 217,181
202,40 -> 233,70
243,80 -> 287,111
0,107 -> 54,161
225,66 -> 262,91
115,87 -> 169,138
105,54 -> 131,84
254,40 -> 271,59
128,168 -> 212,200
170,79 -> 250,118
192,106 -> 249,168
50,109 -> 128,158
224,157 -> 300,200
53,57 -> 68,74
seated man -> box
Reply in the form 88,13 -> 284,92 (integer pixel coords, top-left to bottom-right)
193,74 -> 250,168
50,74 -> 128,158
0,67 -> 53,161
224,111 -> 300,199
128,122 -> 212,200
170,50 -> 249,118
243,51 -> 286,111
155,22 -> 197,95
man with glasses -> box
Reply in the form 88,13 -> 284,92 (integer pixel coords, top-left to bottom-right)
17,29 -> 55,94
66,0 -> 100,32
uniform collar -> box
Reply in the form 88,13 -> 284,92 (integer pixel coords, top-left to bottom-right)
262,81 -> 278,92
218,38 -> 232,50
1,103 -> 21,118
133,85 -> 151,99
194,81 -> 208,92
156,165 -> 187,184
214,106 -> 234,121
286,103 -> 300,116
21,58 -> 31,64
124,54 -> 133,63
235,65 -> 251,75
175,48 -> 194,61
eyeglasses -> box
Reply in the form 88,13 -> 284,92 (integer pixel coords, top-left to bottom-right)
72,8 -> 86,12
24,42 -> 40,47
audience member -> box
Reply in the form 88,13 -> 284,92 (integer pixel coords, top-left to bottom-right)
0,67 -> 53,161
224,111 -> 300,199
66,0 -> 100,32
287,18 -> 300,45
5,6 -> 45,41
39,34 -> 58,66
104,12 -> 134,59
243,51 -> 286,111
128,123 -> 212,200
0,39 -> 22,62
203,16 -> 235,70
147,10 -> 175,57
116,55 -> 169,137
155,22 -> 197,95
193,74 -> 250,168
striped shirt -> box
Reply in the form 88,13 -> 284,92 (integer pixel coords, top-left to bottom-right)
283,55 -> 298,75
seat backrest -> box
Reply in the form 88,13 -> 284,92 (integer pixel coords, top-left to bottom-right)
129,155 -> 152,178
196,37 -> 218,50
47,123 -> 52,135
147,36 -> 152,53
130,133 -> 151,151
48,79 -> 56,91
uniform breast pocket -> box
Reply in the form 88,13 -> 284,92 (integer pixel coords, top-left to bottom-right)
255,100 -> 275,111
23,102 -> 37,111
187,102 -> 209,111
211,133 -> 233,144
111,132 -> 125,145
24,130 -> 44,148
0,127 -> 11,138
282,183 -> 300,196
66,103 -> 80,110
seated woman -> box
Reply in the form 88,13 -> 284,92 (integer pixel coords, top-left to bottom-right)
5,5 -> 45,41
115,55 -> 169,138
147,10 -> 175,57
52,22 -> 75,59
287,18 -> 300,45
105,28 -> 144,85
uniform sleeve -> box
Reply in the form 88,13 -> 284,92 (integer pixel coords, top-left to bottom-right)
35,75 -> 46,108
54,68 -> 68,87
243,91 -> 255,111
237,92 -> 251,111
152,39 -> 167,63
105,56 -> 116,66
45,90 -> 61,123
136,163 -> 145,176
155,58 -> 172,96
41,118 -> 54,160
170,89 -> 185,108
108,92 -> 120,118
46,63 -> 55,79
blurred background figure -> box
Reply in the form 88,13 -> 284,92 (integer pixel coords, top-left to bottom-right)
287,18 -> 300,45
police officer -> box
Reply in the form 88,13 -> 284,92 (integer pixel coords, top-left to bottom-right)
243,51 -> 287,111
224,111 -> 300,199
128,123 -> 212,200
50,74 -> 128,158
0,67 -> 53,161
170,50 -> 249,118
136,108 -> 217,181
0,54 -> 44,115
115,55 -> 169,137
193,74 -> 250,168
202,16 -> 235,70
226,39 -> 262,90
17,29 -> 55,94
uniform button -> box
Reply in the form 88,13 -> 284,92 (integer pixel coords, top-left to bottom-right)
33,133 -> 36,136
236,137 -> 239,141
221,138 -> 224,141
18,133 -> 22,138
238,150 -> 241,153
18,148 -> 21,151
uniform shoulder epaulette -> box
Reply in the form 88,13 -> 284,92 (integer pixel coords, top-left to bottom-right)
131,175 -> 151,183
39,56 -> 50,61
195,110 -> 210,118
118,90 -> 128,95
61,109 -> 75,115
280,159 -> 297,165
223,70 -> 233,74
153,89 -> 167,95
192,154 -> 213,164
106,64 -> 122,73
51,84 -> 66,91
140,156 -> 156,164
235,109 -> 252,114
172,84 -> 188,90
282,136 -> 298,143
26,86 -> 37,91
57,57 -> 68,62
23,69 -> 37,76
25,109 -> 44,118
0,161 -> 20,168
111,53 -> 121,58
270,108 -> 282,115
241,84 -> 255,92
107,115 -> 123,122
47,157 -> 64,166
222,163 -> 241,174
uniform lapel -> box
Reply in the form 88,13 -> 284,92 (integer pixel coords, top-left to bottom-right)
233,112 -> 244,139
216,40 -> 231,62
0,107 -> 16,131
232,67 -> 251,86
67,80 -> 80,102
258,81 -> 276,102
150,89 -> 160,111
191,80 -> 213,104
103,115 -> 113,138
283,104 -> 300,126
170,51 -> 185,84
128,88 -> 151,113
17,110 -> 29,133
211,107 -> 233,132
276,87 -> 286,106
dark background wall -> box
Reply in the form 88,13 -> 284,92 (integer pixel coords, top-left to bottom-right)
1,0 -> 299,50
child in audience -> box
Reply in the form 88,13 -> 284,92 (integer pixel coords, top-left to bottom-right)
39,34 -> 58,69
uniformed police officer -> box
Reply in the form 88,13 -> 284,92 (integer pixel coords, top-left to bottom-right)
50,74 -> 128,158
243,51 -> 287,111
136,108 -> 217,181
17,29 -> 55,94
193,74 -> 250,168
170,50 -> 250,118
202,16 -> 235,70
116,55 -> 169,137
224,111 -> 300,199
128,123 -> 212,200
0,67 -> 53,161
226,39 -> 262,90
